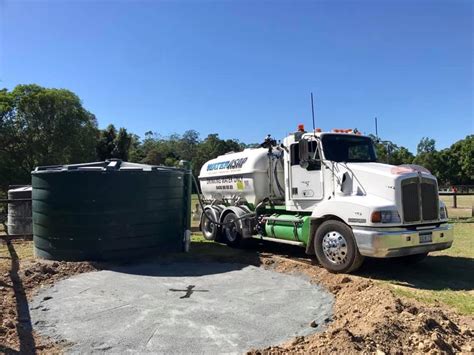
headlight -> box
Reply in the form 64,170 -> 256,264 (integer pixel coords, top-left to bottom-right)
440,205 -> 448,219
371,210 -> 401,223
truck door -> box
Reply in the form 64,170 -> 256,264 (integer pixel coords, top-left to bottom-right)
289,141 -> 323,200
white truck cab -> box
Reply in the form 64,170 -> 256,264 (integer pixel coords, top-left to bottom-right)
199,126 -> 453,273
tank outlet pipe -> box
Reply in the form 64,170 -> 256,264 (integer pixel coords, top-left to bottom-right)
179,160 -> 193,252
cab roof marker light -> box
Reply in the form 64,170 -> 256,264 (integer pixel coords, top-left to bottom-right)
332,128 -> 357,134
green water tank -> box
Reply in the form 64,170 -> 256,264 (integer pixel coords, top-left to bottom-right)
32,160 -> 192,261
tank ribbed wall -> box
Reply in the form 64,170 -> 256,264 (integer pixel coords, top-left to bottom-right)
32,161 -> 191,261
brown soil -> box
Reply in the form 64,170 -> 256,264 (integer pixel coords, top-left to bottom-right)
1,240 -> 473,354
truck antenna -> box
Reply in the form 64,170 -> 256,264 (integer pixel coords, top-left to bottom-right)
311,92 -> 316,132
375,116 -> 379,138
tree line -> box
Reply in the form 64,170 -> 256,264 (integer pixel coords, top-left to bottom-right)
370,135 -> 473,186
0,84 -> 472,190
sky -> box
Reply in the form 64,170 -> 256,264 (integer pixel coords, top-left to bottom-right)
1,0 -> 472,153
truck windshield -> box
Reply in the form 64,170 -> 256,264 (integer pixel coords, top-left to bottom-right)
321,134 -> 377,163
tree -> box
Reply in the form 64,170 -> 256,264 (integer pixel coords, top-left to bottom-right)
128,131 -> 244,192
177,130 -> 200,162
368,135 -> 413,165
128,134 -> 145,162
417,137 -> 436,155
0,84 -> 98,187
193,133 -> 243,177
453,135 -> 474,184
413,137 -> 439,175
390,147 -> 414,166
439,135 -> 474,185
96,125 -> 132,161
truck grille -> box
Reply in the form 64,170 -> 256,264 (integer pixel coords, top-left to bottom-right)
401,177 -> 439,223
421,180 -> 438,220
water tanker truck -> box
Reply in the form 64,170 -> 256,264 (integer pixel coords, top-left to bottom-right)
198,126 -> 453,273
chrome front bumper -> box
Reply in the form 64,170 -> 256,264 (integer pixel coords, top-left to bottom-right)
352,224 -> 453,258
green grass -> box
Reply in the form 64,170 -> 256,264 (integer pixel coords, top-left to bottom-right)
435,222 -> 474,258
441,195 -> 473,219
392,287 -> 474,315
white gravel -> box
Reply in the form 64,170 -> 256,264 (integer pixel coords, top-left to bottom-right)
30,262 -> 334,354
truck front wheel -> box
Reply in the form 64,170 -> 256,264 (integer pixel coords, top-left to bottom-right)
314,220 -> 364,273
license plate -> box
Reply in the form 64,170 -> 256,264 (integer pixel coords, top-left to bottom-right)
419,232 -> 432,244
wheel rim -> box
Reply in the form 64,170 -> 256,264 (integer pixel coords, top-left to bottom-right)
224,218 -> 238,242
322,231 -> 348,265
202,218 -> 215,238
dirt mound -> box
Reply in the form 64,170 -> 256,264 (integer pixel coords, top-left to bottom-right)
251,255 -> 474,354
20,260 -> 98,290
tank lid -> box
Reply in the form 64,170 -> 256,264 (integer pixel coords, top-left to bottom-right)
32,160 -> 186,173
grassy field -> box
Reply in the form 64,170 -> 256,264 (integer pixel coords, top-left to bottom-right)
441,194 -> 473,219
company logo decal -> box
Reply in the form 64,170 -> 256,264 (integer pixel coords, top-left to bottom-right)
206,157 -> 248,171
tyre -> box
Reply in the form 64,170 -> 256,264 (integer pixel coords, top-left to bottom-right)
200,208 -> 220,241
314,220 -> 364,273
222,212 -> 242,247
400,252 -> 428,264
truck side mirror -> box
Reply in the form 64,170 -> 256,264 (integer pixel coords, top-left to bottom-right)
298,138 -> 310,168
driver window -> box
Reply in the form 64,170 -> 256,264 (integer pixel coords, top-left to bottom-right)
290,143 -> 300,166
307,141 -> 321,171
290,141 -> 321,170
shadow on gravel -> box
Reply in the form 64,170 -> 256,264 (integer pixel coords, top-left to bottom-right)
81,235 -> 472,294
101,260 -> 253,277
96,237 -> 320,278
358,255 -> 474,292
95,240 -> 264,277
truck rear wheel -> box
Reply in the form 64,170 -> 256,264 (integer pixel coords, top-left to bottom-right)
314,220 -> 364,273
222,212 -> 242,247
200,208 -> 220,241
